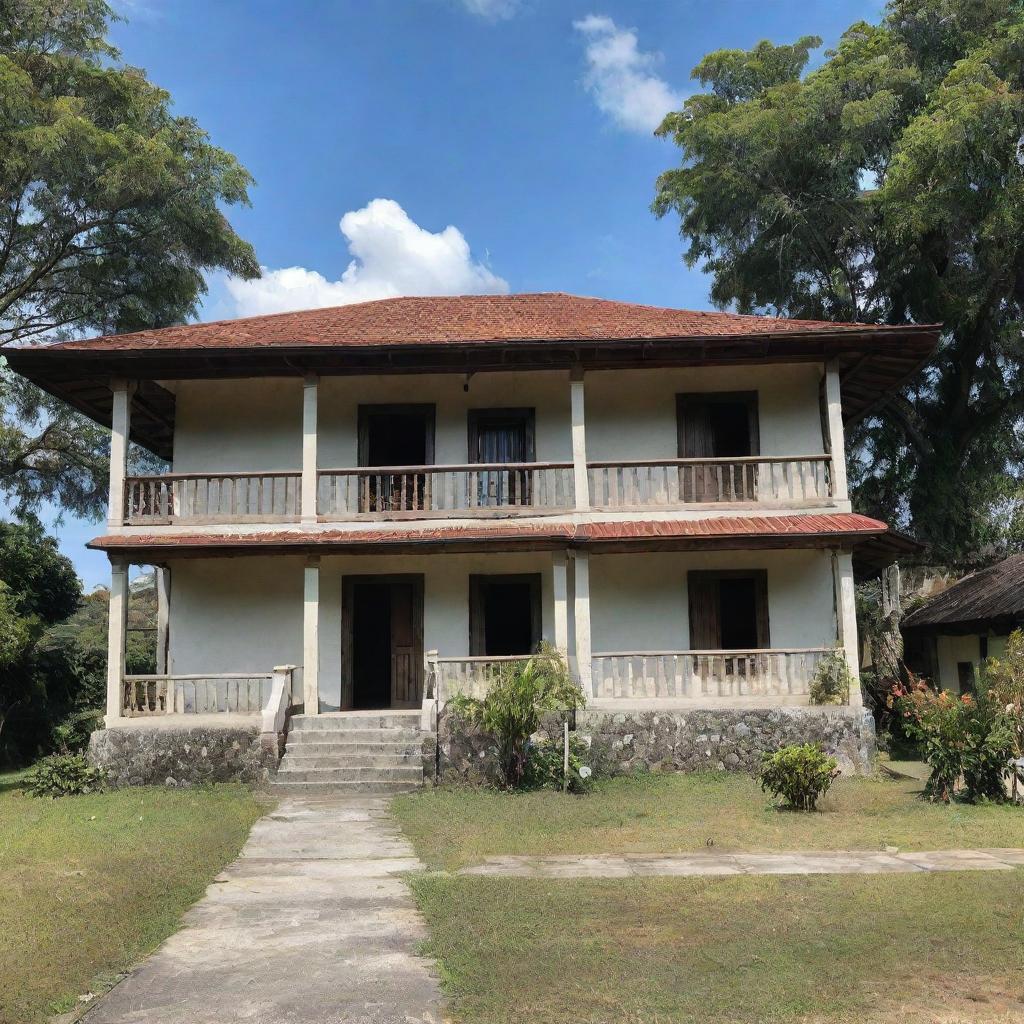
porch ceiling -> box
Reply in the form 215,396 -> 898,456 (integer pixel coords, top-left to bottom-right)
87,512 -> 888,561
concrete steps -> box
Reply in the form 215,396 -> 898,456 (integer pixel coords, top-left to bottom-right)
270,710 -> 428,794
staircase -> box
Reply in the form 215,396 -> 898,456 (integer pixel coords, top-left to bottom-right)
270,710 -> 428,793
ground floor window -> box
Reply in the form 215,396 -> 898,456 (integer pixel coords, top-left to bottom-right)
469,574 -> 541,656
687,570 -> 769,650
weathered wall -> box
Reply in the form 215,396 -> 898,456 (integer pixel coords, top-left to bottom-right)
433,704 -> 875,784
89,725 -> 277,787
935,632 -> 1008,692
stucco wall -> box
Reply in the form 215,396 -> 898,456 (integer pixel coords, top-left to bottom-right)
165,364 -> 826,473
589,549 -> 836,652
935,632 -> 1008,691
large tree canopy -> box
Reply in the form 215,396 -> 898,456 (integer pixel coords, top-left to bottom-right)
0,0 -> 259,517
654,0 -> 1024,564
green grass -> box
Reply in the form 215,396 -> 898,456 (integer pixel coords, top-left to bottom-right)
0,772 -> 267,1023
394,772 -> 1024,870
409,871 -> 1024,1024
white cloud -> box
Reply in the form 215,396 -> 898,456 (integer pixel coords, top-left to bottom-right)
460,0 -> 520,19
574,14 -> 685,134
224,199 -> 508,317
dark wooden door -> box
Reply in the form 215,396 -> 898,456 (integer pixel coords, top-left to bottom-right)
390,581 -> 420,708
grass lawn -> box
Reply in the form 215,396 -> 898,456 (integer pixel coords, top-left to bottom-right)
410,870 -> 1024,1024
0,772 -> 268,1024
393,772 -> 1024,871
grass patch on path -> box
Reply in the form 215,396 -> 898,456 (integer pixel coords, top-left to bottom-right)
394,773 -> 1024,871
410,870 -> 1024,1024
0,773 -> 267,1023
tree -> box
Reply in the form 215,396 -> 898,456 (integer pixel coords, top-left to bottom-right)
0,0 -> 259,518
654,1 -> 1024,563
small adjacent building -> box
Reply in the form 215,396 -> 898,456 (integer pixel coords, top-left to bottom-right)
902,555 -> 1024,693
2,292 -> 939,785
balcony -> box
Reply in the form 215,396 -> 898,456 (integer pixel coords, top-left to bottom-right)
122,454 -> 835,525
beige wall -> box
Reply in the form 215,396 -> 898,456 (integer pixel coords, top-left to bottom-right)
167,364 -> 827,473
935,632 -> 1008,692
589,548 -> 837,652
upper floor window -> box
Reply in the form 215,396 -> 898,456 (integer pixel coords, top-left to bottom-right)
677,392 -> 759,502
468,408 -> 535,506
357,403 -> 436,511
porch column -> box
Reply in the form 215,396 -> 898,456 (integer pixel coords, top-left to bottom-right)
105,558 -> 128,724
301,374 -> 319,523
833,550 -> 862,707
303,557 -> 320,714
570,368 -> 590,510
573,549 -> 592,693
107,379 -> 134,528
155,566 -> 170,675
824,362 -> 849,503
552,551 -> 569,655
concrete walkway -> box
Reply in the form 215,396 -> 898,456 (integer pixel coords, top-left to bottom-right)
459,848 -> 1024,879
85,796 -> 442,1024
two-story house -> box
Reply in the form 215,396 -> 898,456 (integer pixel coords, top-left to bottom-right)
4,293 -> 938,788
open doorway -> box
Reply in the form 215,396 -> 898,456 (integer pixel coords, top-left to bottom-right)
469,574 -> 542,656
357,404 -> 435,512
677,392 -> 760,501
342,575 -> 424,709
687,570 -> 769,650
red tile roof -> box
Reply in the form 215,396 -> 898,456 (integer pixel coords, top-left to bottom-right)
49,293 -> 924,352
89,513 -> 887,554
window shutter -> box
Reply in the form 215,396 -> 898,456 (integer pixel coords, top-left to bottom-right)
688,572 -> 720,649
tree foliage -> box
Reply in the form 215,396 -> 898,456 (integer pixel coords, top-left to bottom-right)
0,0 -> 258,518
654,1 -> 1024,562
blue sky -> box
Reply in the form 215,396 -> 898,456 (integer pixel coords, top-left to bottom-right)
54,0 -> 880,587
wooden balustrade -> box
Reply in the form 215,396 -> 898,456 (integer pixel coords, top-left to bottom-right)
122,673 -> 275,716
317,463 -> 574,518
587,456 -> 833,508
590,648 -> 832,700
124,472 -> 301,524
433,655 -> 530,699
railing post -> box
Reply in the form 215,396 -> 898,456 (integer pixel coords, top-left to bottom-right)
106,558 -> 128,724
302,374 -> 319,523
570,368 -> 590,510
824,362 -> 849,504
108,379 -> 135,528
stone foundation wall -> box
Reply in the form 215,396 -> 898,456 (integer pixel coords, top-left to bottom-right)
89,725 -> 278,787
433,705 -> 875,784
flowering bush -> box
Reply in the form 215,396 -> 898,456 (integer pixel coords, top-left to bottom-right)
758,743 -> 839,811
889,675 -> 1014,803
982,629 -> 1024,800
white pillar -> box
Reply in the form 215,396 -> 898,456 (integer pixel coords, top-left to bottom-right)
303,557 -> 320,714
570,369 -> 590,510
105,559 -> 128,724
573,549 -> 592,693
833,550 -> 862,707
824,362 -> 849,503
155,566 -> 170,675
301,374 -> 319,524
107,380 -> 133,528
552,551 -> 569,655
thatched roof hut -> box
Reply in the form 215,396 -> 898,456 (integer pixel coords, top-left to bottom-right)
902,555 -> 1024,637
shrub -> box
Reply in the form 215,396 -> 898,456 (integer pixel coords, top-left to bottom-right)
524,735 -> 593,793
23,753 -> 106,798
447,644 -> 584,790
808,648 -> 853,705
983,629 -> 1024,800
890,676 -> 1015,803
51,708 -> 104,753
759,743 -> 839,811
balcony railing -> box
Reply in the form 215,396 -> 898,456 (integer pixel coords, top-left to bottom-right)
587,456 -> 832,509
121,455 -> 834,524
429,655 -> 530,700
122,673 -> 275,715
124,472 -> 301,524
590,648 -> 832,700
317,463 -> 575,518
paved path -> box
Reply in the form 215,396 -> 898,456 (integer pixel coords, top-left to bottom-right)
459,848 -> 1024,879
85,796 -> 442,1024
